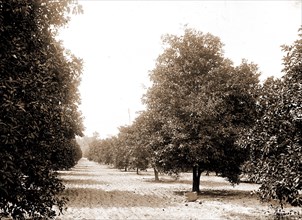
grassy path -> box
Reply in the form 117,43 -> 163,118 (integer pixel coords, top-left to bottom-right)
57,158 -> 272,219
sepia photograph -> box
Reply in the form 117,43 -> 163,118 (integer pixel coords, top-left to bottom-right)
1,0 -> 301,219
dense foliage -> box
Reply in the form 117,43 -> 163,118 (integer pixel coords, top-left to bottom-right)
87,125 -> 150,174
87,110 -> 161,179
143,29 -> 260,191
0,0 -> 83,219
240,29 -> 302,208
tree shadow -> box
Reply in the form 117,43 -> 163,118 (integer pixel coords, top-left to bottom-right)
59,172 -> 100,177
61,178 -> 108,185
69,167 -> 99,171
198,189 -> 255,199
145,178 -> 228,188
173,189 -> 258,202
144,178 -> 191,184
62,188 -> 169,208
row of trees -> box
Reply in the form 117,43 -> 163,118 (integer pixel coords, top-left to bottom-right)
88,28 -> 301,208
0,1 -> 83,219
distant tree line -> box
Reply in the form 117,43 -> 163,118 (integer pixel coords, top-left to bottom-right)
0,0 -> 83,219
87,28 -> 302,209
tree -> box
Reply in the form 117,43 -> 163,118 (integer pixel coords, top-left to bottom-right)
127,110 -> 160,177
240,29 -> 302,208
112,125 -> 149,172
87,137 -> 102,162
86,114 -> 153,175
0,0 -> 83,218
144,28 -> 260,192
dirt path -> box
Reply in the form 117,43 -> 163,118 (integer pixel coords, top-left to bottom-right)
57,158 -> 272,219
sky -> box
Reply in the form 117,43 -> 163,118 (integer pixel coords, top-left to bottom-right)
59,0 -> 302,138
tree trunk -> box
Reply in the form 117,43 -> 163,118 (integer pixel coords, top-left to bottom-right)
153,167 -> 159,182
136,167 -> 139,175
192,165 -> 202,192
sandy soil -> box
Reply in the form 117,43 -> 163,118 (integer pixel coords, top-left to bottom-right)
57,158 -> 290,220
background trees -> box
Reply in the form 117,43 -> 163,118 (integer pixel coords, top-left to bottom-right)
0,0 -> 83,218
76,135 -> 96,157
129,110 -> 162,179
87,124 -> 150,173
87,136 -> 115,165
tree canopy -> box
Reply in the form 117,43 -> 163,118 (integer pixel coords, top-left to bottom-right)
0,0 -> 83,218
240,29 -> 302,208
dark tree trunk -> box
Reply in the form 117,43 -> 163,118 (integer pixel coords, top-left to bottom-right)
153,167 -> 159,182
192,165 -> 202,192
136,167 -> 139,175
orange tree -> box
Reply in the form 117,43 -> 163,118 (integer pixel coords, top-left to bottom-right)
0,0 -> 83,219
240,29 -> 302,208
127,110 -> 163,178
87,129 -> 134,171
87,111 -> 161,178
144,28 -> 260,192
87,135 -> 116,165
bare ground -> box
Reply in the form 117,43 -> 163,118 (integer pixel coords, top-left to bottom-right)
57,158 -> 299,220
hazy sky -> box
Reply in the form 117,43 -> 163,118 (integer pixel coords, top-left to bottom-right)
59,1 -> 301,138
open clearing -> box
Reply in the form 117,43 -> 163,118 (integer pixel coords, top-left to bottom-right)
57,158 -> 296,219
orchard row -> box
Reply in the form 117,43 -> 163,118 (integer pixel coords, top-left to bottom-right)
87,28 -> 302,209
